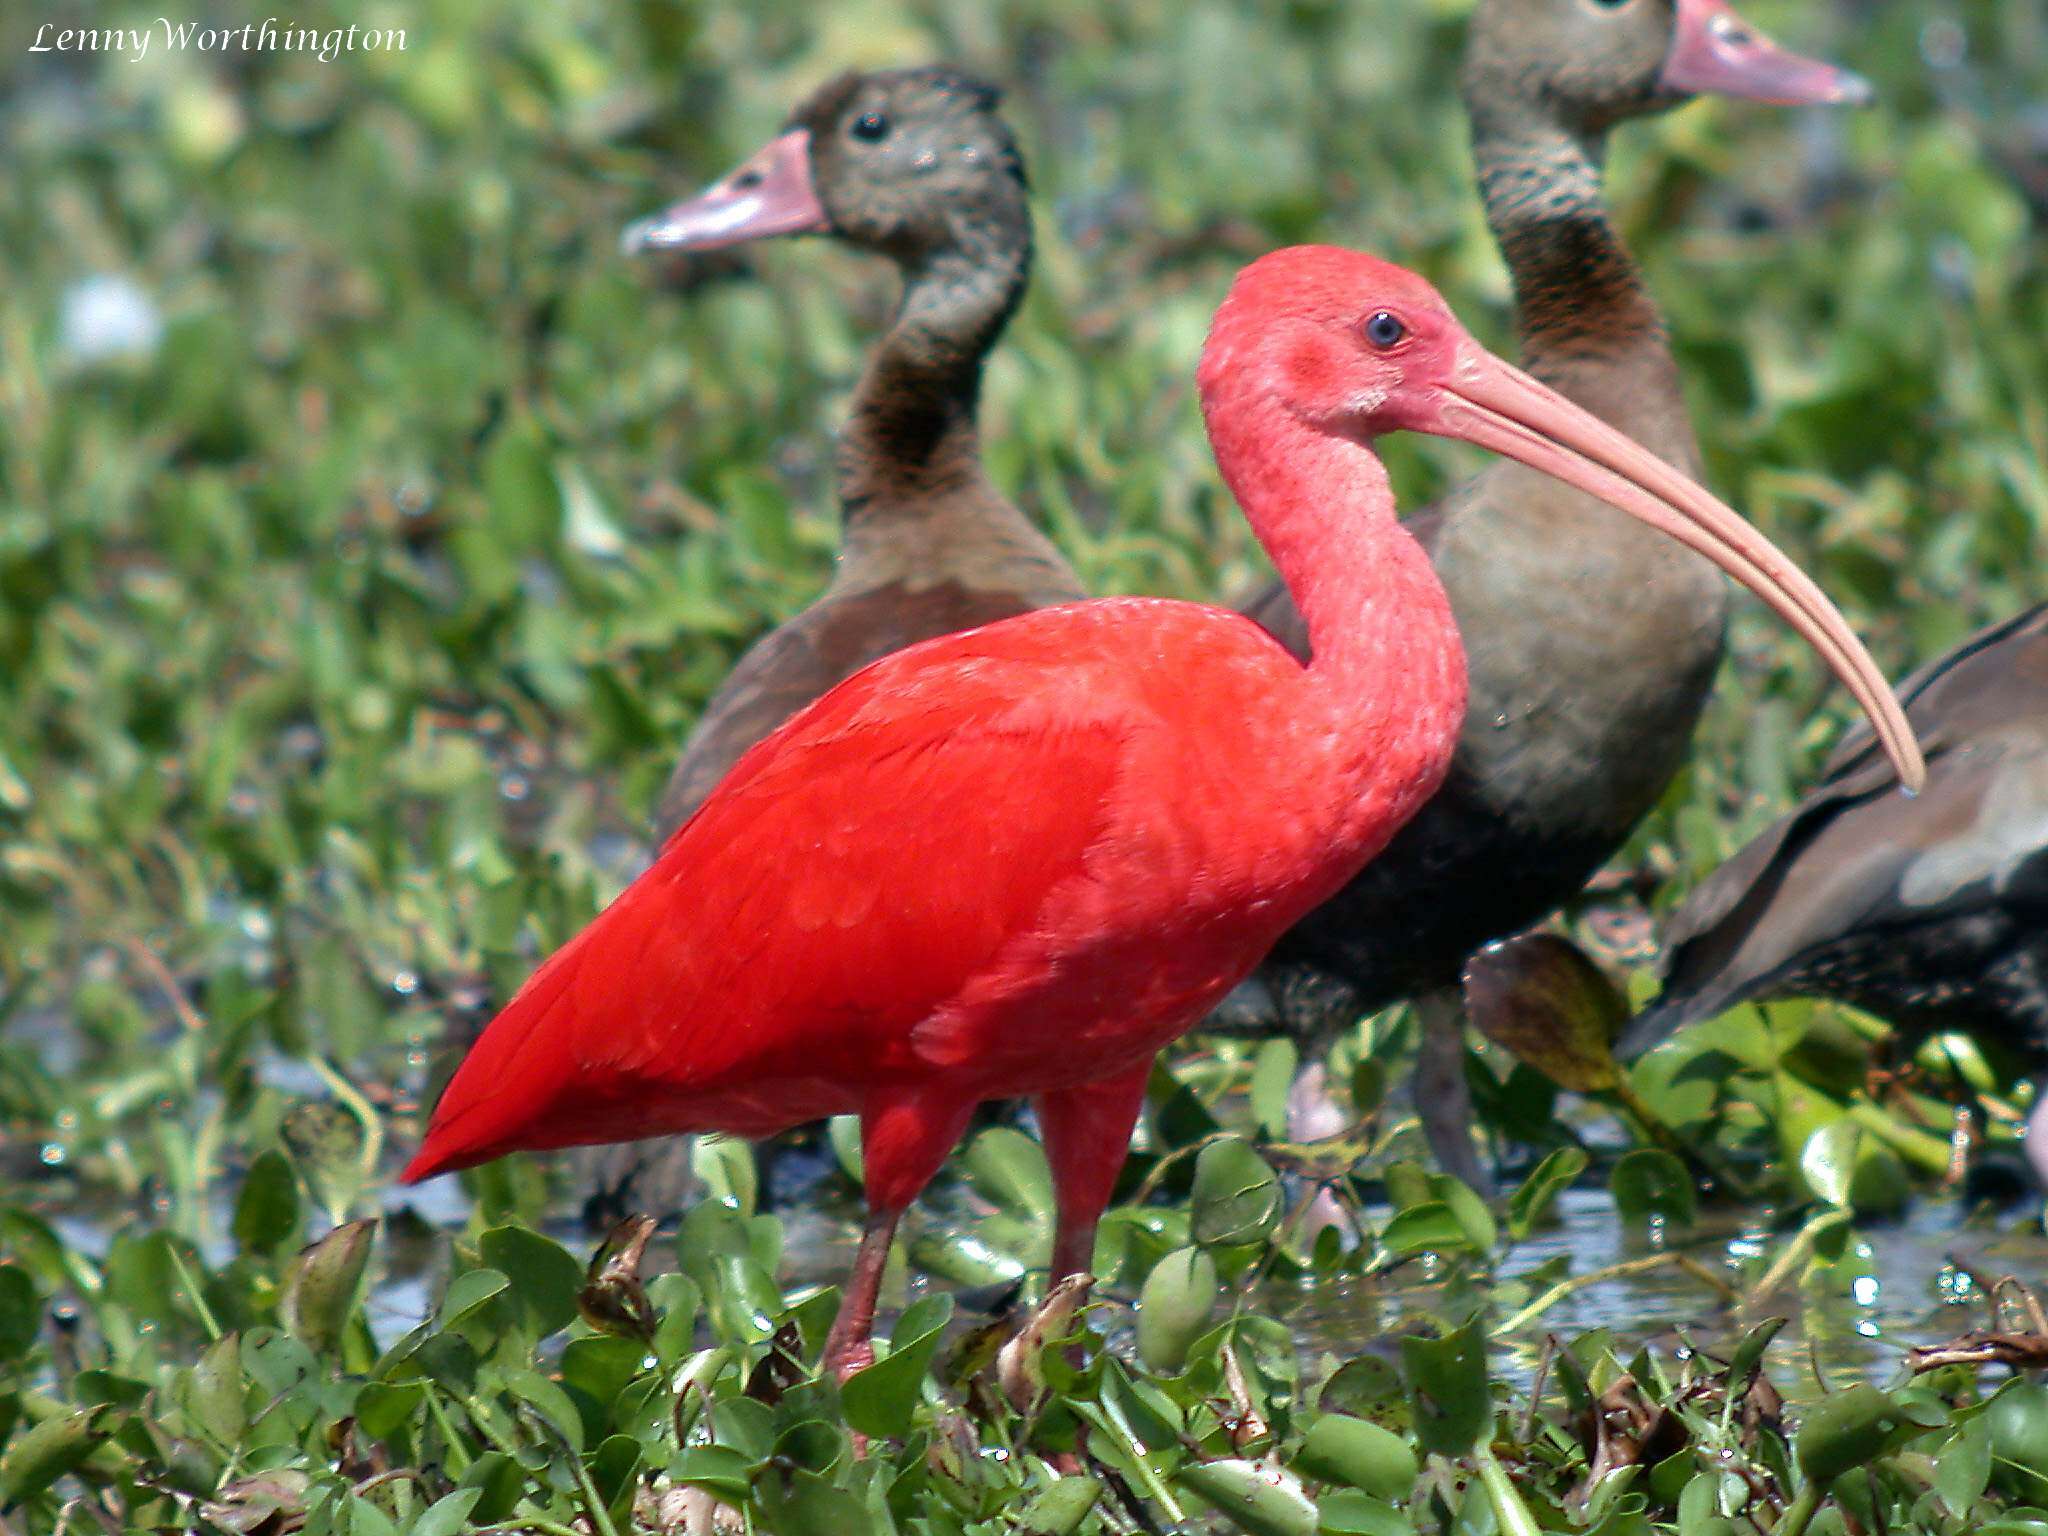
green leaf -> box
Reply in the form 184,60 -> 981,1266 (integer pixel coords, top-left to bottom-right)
0,1406 -> 119,1506
1796,1384 -> 1935,1485
1190,1138 -> 1282,1248
964,1127 -> 1056,1221
437,1268 -> 510,1329
1136,1246 -> 1219,1374
1250,1038 -> 1300,1140
478,1224 -> 581,1341
1015,1475 -> 1103,1535
280,1219 -> 375,1356
1799,1121 -> 1861,1209
1293,1414 -> 1418,1499
1937,1414 -> 1995,1516
1377,1202 -> 1480,1259
0,1266 -> 40,1364
690,1136 -> 758,1218
233,1149 -> 302,1255
501,1367 -> 585,1452
411,1489 -> 484,1536
1610,1148 -> 1696,1226
1506,1147 -> 1587,1243
1401,1316 -> 1492,1458
182,1333 -> 248,1446
841,1293 -> 952,1439
1177,1458 -> 1317,1536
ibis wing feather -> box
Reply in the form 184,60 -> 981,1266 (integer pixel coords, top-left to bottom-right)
399,606 -> 1245,1179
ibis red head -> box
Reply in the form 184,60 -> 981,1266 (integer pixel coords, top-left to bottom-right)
1201,248 -> 1923,794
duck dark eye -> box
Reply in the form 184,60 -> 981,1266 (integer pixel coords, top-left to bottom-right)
850,111 -> 890,142
1365,311 -> 1406,348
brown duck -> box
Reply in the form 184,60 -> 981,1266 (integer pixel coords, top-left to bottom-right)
581,68 -> 1079,1218
1237,0 -> 1869,1191
1619,603 -> 2048,1186
626,66 -> 1082,838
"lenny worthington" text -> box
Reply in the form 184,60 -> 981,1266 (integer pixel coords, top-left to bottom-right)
27,19 -> 408,64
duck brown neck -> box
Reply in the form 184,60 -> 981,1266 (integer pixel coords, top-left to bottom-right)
836,231 -> 1029,530
1470,111 -> 1665,378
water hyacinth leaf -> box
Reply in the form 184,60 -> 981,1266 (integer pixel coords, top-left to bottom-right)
1461,933 -> 1624,1092
1377,1201 -> 1480,1259
756,1465 -> 869,1536
182,1333 -> 248,1446
1293,1414 -> 1418,1499
670,1444 -> 759,1500
1796,1383 -> 1938,1485
279,1100 -> 369,1224
231,1150 -> 301,1255
1382,1160 -> 1435,1213
456,1452 -> 526,1524
1986,1381 -> 2048,1505
1431,1174 -> 1498,1251
561,1335 -> 651,1412
1251,1038 -> 1299,1140
437,1268 -> 510,1330
502,1367 -> 585,1452
1507,1147 -> 1588,1242
479,1224 -> 582,1340
1401,1316 -> 1492,1457
1137,1246 -> 1219,1374
279,1219 -> 375,1356
353,1380 -> 425,1440
1937,1415 -> 1995,1516
1318,1489 -> 1412,1536
0,1405 -> 120,1506
411,1488 -> 484,1536
965,1126 -> 1056,1220
1191,1138 -> 1283,1248
1177,1458 -> 1317,1536
1015,1475 -> 1103,1535
841,1293 -> 953,1440
0,1266 -> 39,1364
1610,1149 -> 1696,1226
692,1135 -> 757,1217
1800,1121 -> 1861,1209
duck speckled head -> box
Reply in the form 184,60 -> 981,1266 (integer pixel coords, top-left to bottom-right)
1462,0 -> 1868,135
624,66 -> 1026,264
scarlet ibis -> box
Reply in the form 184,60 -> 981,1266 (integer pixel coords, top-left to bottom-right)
623,67 -> 1080,838
403,247 -> 1920,1380
1618,602 -> 2048,1185
1234,0 -> 1871,1190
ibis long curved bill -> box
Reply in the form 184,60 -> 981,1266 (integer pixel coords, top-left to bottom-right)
1429,349 -> 1925,794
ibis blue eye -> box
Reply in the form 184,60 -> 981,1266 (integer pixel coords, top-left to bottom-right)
851,111 -> 890,142
1365,311 -> 1406,348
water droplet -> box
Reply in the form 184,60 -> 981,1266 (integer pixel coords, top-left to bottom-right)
55,1110 -> 78,1131
500,773 -> 530,802
1490,713 -> 1509,729
38,1144 -> 66,1167
241,909 -> 273,943
1852,1275 -> 1880,1307
392,969 -> 420,997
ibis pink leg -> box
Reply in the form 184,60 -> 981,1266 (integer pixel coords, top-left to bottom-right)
1037,1062 -> 1154,1280
822,1087 -> 978,1381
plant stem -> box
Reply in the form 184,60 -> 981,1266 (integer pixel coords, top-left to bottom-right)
1775,1481 -> 1824,1536
1475,1447 -> 1542,1536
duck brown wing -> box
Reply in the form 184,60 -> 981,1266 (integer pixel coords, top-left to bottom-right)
1620,604 -> 2048,1056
